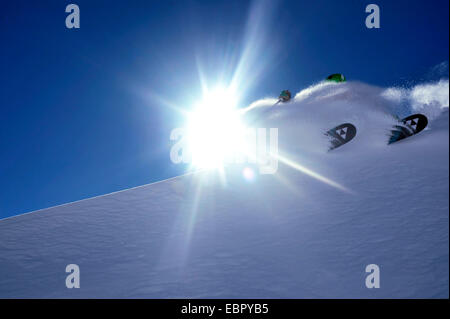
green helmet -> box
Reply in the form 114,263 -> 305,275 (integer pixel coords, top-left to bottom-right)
326,73 -> 346,83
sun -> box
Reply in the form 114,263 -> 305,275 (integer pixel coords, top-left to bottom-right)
186,87 -> 248,169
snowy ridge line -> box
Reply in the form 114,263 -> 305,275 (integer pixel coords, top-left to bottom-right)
2,79 -> 448,222
0,169 -> 203,223
245,79 -> 449,119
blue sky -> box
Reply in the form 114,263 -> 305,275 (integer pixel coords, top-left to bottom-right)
0,0 -> 448,219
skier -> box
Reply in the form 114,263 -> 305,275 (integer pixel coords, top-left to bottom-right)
279,90 -> 292,102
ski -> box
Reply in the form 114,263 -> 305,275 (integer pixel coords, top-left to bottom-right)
388,113 -> 428,144
326,123 -> 357,151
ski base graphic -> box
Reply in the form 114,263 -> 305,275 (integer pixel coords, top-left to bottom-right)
388,114 -> 428,145
326,123 -> 357,151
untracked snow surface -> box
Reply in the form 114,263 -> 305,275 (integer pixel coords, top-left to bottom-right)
0,80 -> 448,298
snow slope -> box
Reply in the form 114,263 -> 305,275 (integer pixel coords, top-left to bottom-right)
0,80 -> 448,298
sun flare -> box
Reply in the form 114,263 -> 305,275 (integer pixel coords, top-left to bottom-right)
186,87 -> 248,169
